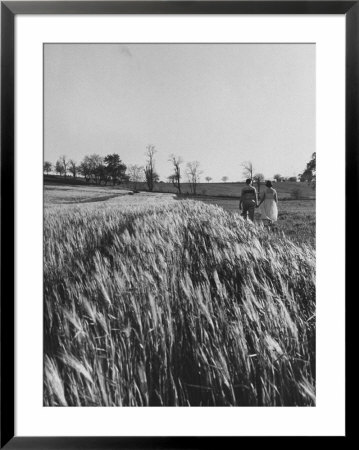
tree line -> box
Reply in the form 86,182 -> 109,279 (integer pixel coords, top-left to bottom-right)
44,147 -> 316,194
44,153 -> 129,186
43,145 -> 203,195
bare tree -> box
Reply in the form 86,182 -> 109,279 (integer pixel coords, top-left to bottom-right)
55,160 -> 64,177
128,164 -> 144,191
89,154 -> 104,185
221,176 -> 228,183
68,159 -> 78,178
205,176 -> 212,183
43,161 -> 52,175
144,145 -> 159,192
59,155 -> 68,177
168,154 -> 183,194
186,161 -> 202,195
78,157 -> 92,182
241,161 -> 254,180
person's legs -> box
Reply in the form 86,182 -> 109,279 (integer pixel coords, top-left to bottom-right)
242,205 -> 249,220
248,205 -> 255,221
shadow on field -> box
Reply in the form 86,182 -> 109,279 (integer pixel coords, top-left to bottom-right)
61,194 -> 127,204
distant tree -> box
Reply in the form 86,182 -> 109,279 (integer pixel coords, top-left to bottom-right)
78,156 -> 92,182
168,154 -> 183,194
144,145 -> 159,192
59,155 -> 68,177
104,153 -> 127,185
221,176 -> 228,183
55,160 -> 64,177
241,161 -> 254,180
186,161 -> 202,195
205,176 -> 212,183
78,154 -> 104,184
273,174 -> 282,182
288,176 -> 297,182
128,164 -> 144,191
97,163 -> 111,185
253,173 -> 265,195
89,154 -> 104,184
43,161 -> 52,175
301,152 -> 316,189
68,159 -> 78,178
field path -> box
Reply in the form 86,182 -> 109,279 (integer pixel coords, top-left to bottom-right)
45,184 -> 176,206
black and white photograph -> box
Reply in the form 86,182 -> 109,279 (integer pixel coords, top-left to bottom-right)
43,43 -> 316,407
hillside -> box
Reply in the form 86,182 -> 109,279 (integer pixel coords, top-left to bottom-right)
44,197 -> 315,406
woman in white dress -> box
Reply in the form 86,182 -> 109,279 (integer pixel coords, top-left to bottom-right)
258,180 -> 278,223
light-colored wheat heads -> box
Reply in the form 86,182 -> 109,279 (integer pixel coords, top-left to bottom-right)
44,200 -> 315,406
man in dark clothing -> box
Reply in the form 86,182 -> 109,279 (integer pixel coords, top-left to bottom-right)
239,178 -> 258,221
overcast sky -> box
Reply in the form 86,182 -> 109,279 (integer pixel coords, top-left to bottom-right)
44,43 -> 315,182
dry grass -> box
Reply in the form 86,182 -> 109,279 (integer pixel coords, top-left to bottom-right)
44,185 -> 131,205
44,198 -> 315,406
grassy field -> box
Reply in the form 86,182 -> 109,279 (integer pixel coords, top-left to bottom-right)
188,196 -> 316,247
44,185 -> 130,204
45,184 -> 315,247
44,184 -> 315,406
45,175 -> 315,200
156,181 -> 315,200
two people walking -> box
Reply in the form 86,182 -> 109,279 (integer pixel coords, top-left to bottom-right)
239,178 -> 278,223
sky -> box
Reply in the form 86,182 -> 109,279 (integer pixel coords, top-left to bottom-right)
44,43 -> 315,182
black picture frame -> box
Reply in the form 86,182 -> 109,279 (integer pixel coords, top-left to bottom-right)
1,1 -> 354,447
